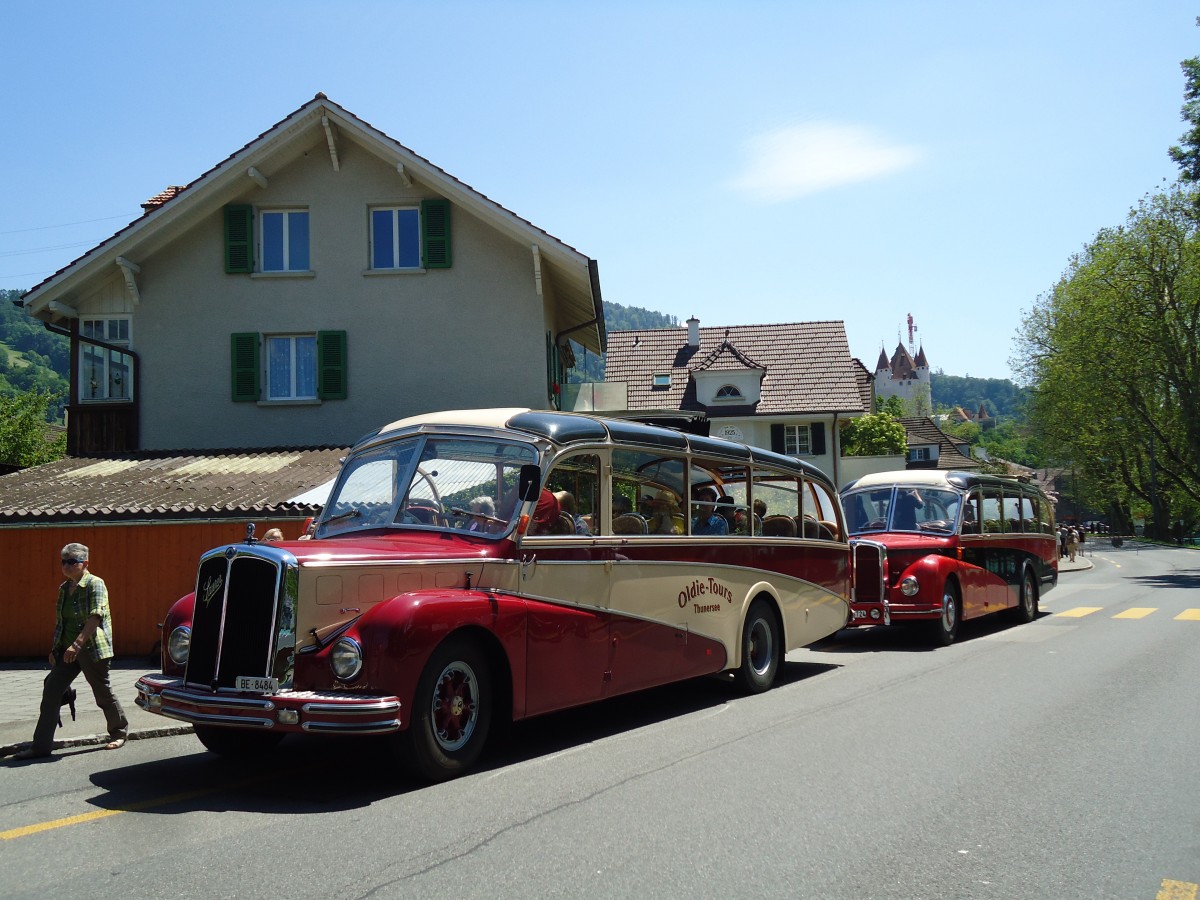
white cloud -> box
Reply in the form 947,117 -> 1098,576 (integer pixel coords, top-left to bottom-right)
729,122 -> 922,204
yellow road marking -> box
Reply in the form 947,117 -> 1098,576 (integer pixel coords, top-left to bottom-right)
1,778 -> 265,841
1113,607 -> 1156,619
1158,879 -> 1199,900
1057,607 -> 1103,617
1176,609 -> 1200,621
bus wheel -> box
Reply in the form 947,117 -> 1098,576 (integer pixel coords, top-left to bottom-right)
403,637 -> 493,782
1013,567 -> 1038,624
929,582 -> 960,646
194,725 -> 284,757
736,599 -> 781,694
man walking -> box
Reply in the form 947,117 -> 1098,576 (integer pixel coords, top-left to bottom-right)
14,542 -> 128,759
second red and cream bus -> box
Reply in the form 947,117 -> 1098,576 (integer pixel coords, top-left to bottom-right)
137,409 -> 878,781
841,470 -> 1058,644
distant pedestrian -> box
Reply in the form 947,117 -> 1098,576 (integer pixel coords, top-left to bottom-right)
1058,526 -> 1068,559
1067,527 -> 1079,563
13,543 -> 128,759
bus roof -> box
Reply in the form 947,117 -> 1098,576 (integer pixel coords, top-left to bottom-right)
366,408 -> 834,489
842,469 -> 1048,496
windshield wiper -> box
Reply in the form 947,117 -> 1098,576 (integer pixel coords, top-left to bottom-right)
323,508 -> 362,526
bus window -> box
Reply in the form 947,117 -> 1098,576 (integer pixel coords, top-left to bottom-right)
802,480 -> 843,540
546,453 -> 600,536
754,471 -> 802,537
1002,490 -> 1022,534
1019,493 -> 1037,535
613,449 -> 686,535
960,489 -> 981,534
981,485 -> 1004,534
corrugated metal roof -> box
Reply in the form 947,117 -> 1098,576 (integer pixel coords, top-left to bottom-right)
0,448 -> 348,524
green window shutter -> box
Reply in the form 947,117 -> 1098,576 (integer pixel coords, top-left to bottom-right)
224,205 -> 254,274
770,424 -> 785,454
317,330 -> 348,400
421,198 -> 452,269
230,333 -> 260,402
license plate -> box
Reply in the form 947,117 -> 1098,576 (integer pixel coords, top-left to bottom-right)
235,675 -> 279,693
851,609 -> 868,619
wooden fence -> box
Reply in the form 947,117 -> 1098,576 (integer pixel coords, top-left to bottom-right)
1,518 -> 305,659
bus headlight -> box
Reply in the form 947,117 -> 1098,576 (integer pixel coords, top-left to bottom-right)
167,626 -> 192,665
900,576 -> 920,597
331,637 -> 363,681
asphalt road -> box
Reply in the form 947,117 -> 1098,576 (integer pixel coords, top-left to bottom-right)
2,543 -> 1198,899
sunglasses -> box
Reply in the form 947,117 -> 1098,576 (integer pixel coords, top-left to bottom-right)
60,558 -> 84,565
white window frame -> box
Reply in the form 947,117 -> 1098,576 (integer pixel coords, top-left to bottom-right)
265,333 -> 318,402
714,384 -> 743,401
79,316 -> 133,403
652,373 -> 671,387
784,424 -> 811,456
369,205 -> 421,271
260,208 -> 310,273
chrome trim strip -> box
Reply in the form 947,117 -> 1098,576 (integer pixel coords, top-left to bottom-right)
301,718 -> 401,734
158,706 -> 275,729
301,700 -> 401,715
162,688 -> 276,711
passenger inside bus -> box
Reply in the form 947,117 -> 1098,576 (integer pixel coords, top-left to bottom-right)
648,490 -> 685,534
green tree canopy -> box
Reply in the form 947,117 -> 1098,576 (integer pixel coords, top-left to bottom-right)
840,412 -> 907,457
0,390 -> 66,467
1012,184 -> 1200,537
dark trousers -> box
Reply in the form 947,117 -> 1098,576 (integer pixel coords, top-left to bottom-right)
31,651 -> 128,753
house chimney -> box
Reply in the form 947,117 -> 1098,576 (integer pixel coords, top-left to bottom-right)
687,316 -> 700,348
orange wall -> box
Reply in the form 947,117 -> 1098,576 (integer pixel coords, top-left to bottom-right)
1,519 -> 306,659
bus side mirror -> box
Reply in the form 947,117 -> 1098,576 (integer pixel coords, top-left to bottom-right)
518,465 -> 542,502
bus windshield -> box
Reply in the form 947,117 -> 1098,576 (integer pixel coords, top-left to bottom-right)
319,435 -> 538,537
843,486 -> 961,535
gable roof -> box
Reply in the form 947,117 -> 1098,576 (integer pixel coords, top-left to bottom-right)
604,321 -> 867,416
0,448 -> 346,525
899,417 -> 980,470
21,92 -> 604,353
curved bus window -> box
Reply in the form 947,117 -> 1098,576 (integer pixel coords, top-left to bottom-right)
802,479 -> 844,540
981,484 -> 1004,534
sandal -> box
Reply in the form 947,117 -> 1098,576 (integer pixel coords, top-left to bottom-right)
105,738 -> 126,750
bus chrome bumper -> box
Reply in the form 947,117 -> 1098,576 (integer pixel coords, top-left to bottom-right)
135,674 -> 403,734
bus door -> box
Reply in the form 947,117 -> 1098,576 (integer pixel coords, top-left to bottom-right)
956,487 -> 995,618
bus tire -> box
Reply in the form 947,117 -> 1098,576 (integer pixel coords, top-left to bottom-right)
736,599 -> 781,694
403,637 -> 493,782
929,581 -> 960,646
195,725 -> 284,757
1013,566 -> 1038,624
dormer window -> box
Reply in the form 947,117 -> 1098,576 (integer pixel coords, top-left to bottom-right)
715,384 -> 743,400
652,374 -> 671,388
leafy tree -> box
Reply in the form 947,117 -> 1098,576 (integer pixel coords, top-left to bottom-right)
877,395 -> 906,418
840,412 -> 906,456
1013,184 -> 1200,538
0,390 -> 66,467
1169,21 -> 1200,186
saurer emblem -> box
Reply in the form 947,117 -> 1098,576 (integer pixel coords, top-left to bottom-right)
201,574 -> 223,607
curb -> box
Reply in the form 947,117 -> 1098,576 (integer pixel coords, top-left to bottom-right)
1,723 -> 194,759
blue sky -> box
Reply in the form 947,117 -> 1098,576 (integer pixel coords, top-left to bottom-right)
3,1 -> 1195,381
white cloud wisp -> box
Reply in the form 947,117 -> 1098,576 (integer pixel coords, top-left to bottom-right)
730,122 -> 922,204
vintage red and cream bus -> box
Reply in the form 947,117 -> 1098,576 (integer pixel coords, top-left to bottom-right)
136,409 -> 875,781
840,470 -> 1058,645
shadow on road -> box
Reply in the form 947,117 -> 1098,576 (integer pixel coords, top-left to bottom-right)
84,658 -> 841,811
811,609 -> 1052,654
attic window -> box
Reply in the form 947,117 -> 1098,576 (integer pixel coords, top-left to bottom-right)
652,373 -> 671,388
715,384 -> 743,400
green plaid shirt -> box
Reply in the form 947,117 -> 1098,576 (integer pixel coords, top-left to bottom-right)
52,571 -> 115,660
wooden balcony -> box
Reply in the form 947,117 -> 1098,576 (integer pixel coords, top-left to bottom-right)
67,402 -> 138,455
